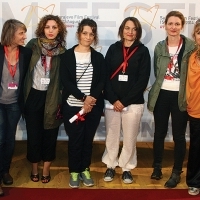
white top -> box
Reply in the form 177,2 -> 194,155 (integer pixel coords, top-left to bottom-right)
161,44 -> 182,91
67,51 -> 93,107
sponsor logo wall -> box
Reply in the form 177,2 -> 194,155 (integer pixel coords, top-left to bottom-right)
1,0 -> 199,141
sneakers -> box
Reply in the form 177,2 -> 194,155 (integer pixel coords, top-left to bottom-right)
151,168 -> 163,180
80,168 -> 94,187
104,168 -> 115,182
164,171 -> 181,188
188,187 -> 200,195
69,172 -> 80,188
122,171 -> 133,184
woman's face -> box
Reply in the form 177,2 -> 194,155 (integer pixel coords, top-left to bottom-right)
12,27 -> 27,46
165,16 -> 183,37
195,29 -> 200,46
123,20 -> 137,42
78,25 -> 95,47
44,20 -> 59,40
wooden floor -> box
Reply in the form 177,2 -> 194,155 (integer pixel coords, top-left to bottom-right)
4,141 -> 189,189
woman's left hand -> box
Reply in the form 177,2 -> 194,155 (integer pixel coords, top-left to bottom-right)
113,100 -> 125,112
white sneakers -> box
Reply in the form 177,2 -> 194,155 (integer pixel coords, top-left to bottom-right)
188,187 -> 200,196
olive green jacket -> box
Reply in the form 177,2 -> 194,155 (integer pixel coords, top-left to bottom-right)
24,38 -> 66,129
147,35 -> 195,112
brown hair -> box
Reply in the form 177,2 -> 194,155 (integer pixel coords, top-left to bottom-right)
1,19 -> 27,46
165,11 -> 185,27
35,14 -> 67,45
76,18 -> 98,46
192,19 -> 200,40
118,17 -> 142,42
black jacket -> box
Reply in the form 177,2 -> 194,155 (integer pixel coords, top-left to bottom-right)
0,44 -> 32,113
104,41 -> 151,107
60,45 -> 106,109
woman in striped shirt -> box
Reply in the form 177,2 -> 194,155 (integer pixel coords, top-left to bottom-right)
60,18 -> 106,188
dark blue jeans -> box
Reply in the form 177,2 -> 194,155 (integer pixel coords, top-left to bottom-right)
0,103 -> 21,183
153,90 -> 188,171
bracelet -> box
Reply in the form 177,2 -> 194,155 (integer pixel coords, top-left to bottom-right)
82,95 -> 87,102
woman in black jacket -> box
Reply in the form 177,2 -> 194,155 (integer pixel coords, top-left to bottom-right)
60,18 -> 106,188
102,17 -> 151,184
0,19 -> 32,196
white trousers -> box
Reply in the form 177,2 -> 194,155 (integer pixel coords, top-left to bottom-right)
102,104 -> 144,171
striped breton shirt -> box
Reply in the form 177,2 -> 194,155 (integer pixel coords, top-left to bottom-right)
67,51 -> 93,107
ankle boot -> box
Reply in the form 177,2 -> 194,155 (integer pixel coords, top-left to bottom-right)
151,167 -> 163,180
164,170 -> 182,188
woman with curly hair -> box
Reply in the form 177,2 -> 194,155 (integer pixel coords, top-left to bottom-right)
24,14 -> 67,183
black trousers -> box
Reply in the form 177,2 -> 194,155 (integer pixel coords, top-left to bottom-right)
63,103 -> 102,173
153,89 -> 188,171
25,88 -> 59,163
186,116 -> 200,187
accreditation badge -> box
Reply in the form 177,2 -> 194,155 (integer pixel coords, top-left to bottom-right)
118,74 -> 128,81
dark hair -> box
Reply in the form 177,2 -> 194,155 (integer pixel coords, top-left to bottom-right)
77,18 -> 98,46
1,19 -> 27,46
118,17 -> 142,42
192,19 -> 200,40
35,14 -> 67,45
165,11 -> 185,27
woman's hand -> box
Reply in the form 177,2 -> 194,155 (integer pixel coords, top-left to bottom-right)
83,96 -> 96,113
113,100 -> 125,112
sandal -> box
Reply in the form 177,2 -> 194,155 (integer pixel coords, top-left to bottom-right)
41,174 -> 51,183
30,173 -> 39,182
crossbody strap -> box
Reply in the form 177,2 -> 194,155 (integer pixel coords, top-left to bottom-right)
76,62 -> 91,83
110,46 -> 139,79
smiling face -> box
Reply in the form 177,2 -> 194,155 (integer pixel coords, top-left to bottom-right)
12,27 -> 27,46
44,20 -> 59,40
78,25 -> 95,47
123,20 -> 137,43
165,16 -> 183,37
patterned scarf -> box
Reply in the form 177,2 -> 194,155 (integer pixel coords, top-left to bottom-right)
38,37 -> 65,57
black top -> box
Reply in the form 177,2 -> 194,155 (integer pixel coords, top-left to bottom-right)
104,40 -> 151,107
60,45 -> 106,109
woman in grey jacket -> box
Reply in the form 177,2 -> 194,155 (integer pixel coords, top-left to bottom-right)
147,11 -> 195,188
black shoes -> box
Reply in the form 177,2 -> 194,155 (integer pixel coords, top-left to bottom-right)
151,168 -> 163,180
2,173 -> 13,185
104,168 -> 115,182
122,171 -> 133,184
164,171 -> 181,188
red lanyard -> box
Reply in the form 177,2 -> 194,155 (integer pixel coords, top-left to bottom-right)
4,46 -> 19,79
123,46 -> 130,73
110,46 -> 138,79
167,38 -> 182,68
41,54 -> 52,75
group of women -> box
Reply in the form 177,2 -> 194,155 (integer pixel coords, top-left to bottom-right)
0,9 -> 200,196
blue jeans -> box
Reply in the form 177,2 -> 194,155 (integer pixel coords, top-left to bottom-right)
0,103 -> 21,183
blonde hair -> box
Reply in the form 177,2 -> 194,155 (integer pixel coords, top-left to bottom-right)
1,19 -> 27,46
192,19 -> 200,40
